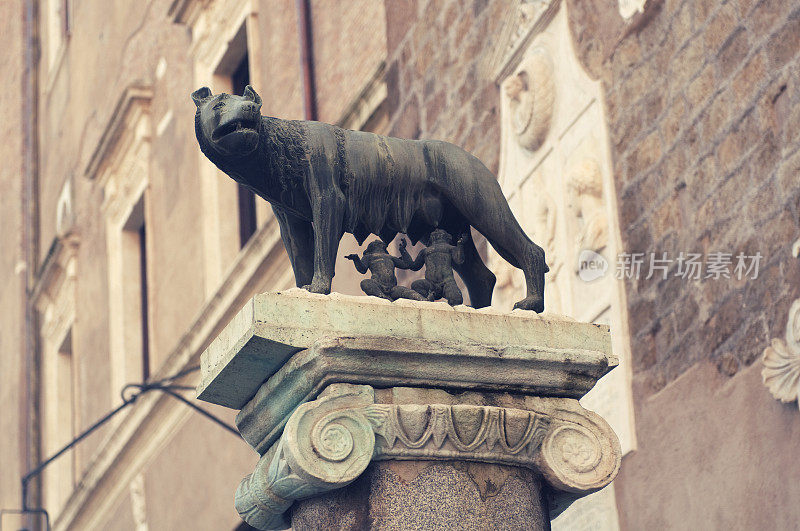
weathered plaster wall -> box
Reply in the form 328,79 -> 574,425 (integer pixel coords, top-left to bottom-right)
143,410 -> 257,530
0,0 -> 28,522
616,361 -> 800,529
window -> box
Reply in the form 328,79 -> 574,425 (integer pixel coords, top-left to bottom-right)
231,54 -> 257,248
95,84 -> 153,404
56,329 -> 77,478
41,327 -> 77,517
214,24 -> 257,249
121,197 -> 150,381
188,7 -> 269,292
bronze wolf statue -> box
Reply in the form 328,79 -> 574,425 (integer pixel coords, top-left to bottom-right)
192,85 -> 548,311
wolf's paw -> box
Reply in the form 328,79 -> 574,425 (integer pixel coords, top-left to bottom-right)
301,281 -> 332,294
513,295 -> 544,313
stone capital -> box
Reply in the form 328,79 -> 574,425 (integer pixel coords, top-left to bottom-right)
235,384 -> 620,530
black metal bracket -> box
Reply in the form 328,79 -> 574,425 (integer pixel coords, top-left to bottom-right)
4,365 -> 239,530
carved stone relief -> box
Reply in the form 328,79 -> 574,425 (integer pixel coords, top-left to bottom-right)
84,85 -> 153,181
493,0 -> 633,449
568,158 -> 607,253
762,301 -> 800,407
97,89 -> 152,224
487,0 -> 559,83
762,241 -> 800,409
56,177 -> 75,237
504,49 -> 555,152
492,174 -> 564,312
618,0 -> 648,20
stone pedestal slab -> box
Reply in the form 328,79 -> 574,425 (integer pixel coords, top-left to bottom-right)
197,289 -> 614,409
197,290 -> 622,530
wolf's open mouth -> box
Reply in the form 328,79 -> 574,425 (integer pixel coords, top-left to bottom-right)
212,119 -> 257,141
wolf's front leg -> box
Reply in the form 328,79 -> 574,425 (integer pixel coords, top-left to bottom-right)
304,194 -> 344,294
272,205 -> 314,288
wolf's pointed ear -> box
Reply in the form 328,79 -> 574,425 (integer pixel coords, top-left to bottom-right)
243,85 -> 262,105
192,87 -> 212,107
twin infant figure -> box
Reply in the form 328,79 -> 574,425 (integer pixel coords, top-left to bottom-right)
345,229 -> 465,306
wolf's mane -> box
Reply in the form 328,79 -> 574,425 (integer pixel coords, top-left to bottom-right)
259,117 -> 308,193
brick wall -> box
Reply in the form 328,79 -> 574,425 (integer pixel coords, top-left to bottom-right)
384,0 -> 513,175
310,0 -> 387,124
566,0 -> 800,394
0,0 -> 27,518
564,0 -> 800,527
383,0 -> 800,408
386,4 -> 800,524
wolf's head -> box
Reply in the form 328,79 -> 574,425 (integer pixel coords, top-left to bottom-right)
192,85 -> 262,158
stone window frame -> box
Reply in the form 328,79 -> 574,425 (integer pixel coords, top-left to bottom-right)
211,20 -> 261,250
32,234 -> 80,520
89,84 -> 154,407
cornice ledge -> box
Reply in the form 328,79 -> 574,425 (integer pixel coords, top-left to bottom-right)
167,0 -> 210,25
84,84 -> 153,181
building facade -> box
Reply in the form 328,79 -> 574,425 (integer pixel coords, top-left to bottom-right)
1,0 -> 799,529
